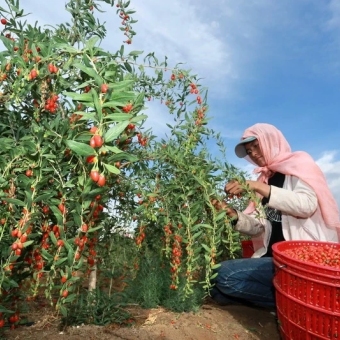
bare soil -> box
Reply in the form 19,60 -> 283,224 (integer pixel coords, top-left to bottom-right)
2,299 -> 281,340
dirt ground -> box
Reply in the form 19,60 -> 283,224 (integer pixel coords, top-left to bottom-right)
2,299 -> 281,340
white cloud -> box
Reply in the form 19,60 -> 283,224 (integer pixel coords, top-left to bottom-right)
16,1 -> 232,95
15,0 -> 340,98
140,100 -> 174,138
129,1 -> 231,86
316,151 -> 340,208
326,0 -> 340,30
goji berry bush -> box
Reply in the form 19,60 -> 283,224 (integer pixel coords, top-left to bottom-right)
0,0 -> 252,330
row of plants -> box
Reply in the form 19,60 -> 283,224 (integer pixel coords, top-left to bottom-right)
0,0 -> 252,331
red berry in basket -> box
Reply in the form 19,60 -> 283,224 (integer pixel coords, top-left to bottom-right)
282,244 -> 340,268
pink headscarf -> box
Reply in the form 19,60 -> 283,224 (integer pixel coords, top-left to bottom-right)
241,123 -> 340,229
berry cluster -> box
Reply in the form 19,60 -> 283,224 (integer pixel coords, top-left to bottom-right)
122,103 -> 133,113
170,234 -> 183,290
137,133 -> 148,147
48,63 -> 58,74
135,225 -> 146,246
45,94 -> 59,113
282,244 -> 340,268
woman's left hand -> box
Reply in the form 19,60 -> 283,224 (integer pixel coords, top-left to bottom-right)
224,180 -> 256,196
225,179 -> 271,199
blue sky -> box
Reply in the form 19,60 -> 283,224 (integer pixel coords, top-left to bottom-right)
4,0 -> 340,207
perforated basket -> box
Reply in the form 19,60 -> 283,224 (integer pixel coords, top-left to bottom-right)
272,240 -> 340,340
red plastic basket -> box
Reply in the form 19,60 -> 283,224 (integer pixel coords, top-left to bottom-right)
272,240 -> 340,340
241,240 -> 254,258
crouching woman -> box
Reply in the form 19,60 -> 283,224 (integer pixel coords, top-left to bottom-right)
210,123 -> 340,307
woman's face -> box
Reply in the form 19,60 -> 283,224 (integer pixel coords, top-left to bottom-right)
244,139 -> 266,166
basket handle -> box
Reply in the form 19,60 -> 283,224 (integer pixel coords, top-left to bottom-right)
274,263 -> 286,276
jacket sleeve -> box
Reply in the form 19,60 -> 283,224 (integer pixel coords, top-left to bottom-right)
233,210 -> 265,236
268,177 -> 318,218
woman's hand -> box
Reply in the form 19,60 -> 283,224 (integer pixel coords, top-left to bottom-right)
224,180 -> 256,196
210,199 -> 238,219
224,179 -> 271,198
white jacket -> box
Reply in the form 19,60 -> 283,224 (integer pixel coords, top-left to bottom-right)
234,175 -> 339,257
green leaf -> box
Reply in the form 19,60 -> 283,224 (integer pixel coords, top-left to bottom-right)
49,231 -> 58,246
8,279 -> 19,288
88,225 -> 104,233
1,198 -> 25,206
211,263 -> 221,270
201,244 -> 211,252
131,114 -> 148,123
193,223 -> 213,229
119,44 -> 124,56
191,224 -> 201,232
101,113 -> 133,122
73,62 -> 102,86
102,163 -> 120,174
104,121 -> 129,142
0,305 -> 14,314
63,92 -> 93,102
63,293 -> 77,303
210,272 -> 219,280
23,241 -> 34,248
34,192 -> 54,203
85,36 -> 100,51
42,248 -> 54,261
55,257 -> 68,266
128,50 -> 144,56
54,43 -> 79,54
65,140 -> 95,157
110,80 -> 134,91
50,206 -> 63,225
72,212 -> 81,228
62,238 -> 71,251
102,101 -> 129,109
91,88 -> 102,120
0,36 -> 13,51
193,175 -> 205,186
124,62 -> 132,73
59,305 -> 68,317
67,247 -> 74,266
192,230 -> 203,240
105,145 -> 123,153
181,214 -> 188,225
215,211 -> 226,221
110,152 -> 138,162
25,190 -> 33,209
76,111 -> 97,121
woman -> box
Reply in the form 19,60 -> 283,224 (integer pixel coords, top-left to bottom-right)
210,123 -> 340,308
